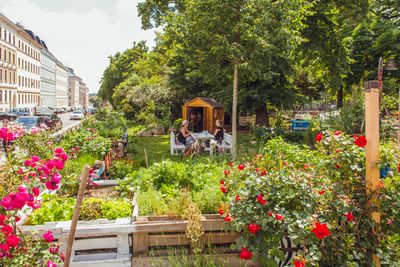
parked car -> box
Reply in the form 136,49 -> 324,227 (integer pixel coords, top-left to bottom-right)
0,112 -> 17,121
10,108 -> 33,116
70,110 -> 85,120
36,113 -> 63,131
16,116 -> 47,130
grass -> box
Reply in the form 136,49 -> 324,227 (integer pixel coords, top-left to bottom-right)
129,129 -> 261,167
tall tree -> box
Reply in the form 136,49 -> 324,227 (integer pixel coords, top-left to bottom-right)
139,0 -> 311,155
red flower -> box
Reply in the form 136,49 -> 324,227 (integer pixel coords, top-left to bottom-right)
224,170 -> 230,176
275,214 -> 283,221
354,135 -> 367,147
32,187 -> 40,197
248,223 -> 261,235
294,259 -> 306,267
42,231 -> 55,243
218,209 -> 225,216
335,163 -> 341,169
235,195 -> 241,201
6,235 -> 20,248
260,170 -> 267,176
0,243 -> 9,252
224,214 -> 233,222
397,163 -> 400,173
344,212 -> 354,222
220,185 -> 228,194
315,133 -> 323,142
283,161 -> 288,166
304,164 -> 309,170
49,244 -> 59,254
256,193 -> 267,205
238,164 -> 245,171
228,162 -> 233,167
220,179 -> 225,185
311,222 -> 330,239
1,225 -> 13,236
240,247 -> 253,260
268,211 -> 274,217
0,214 -> 5,226
318,190 -> 325,195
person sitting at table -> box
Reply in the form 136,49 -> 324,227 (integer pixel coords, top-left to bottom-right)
177,120 -> 198,157
213,120 -> 225,144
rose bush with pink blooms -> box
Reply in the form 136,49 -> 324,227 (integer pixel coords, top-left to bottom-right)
0,148 -> 68,266
220,132 -> 400,266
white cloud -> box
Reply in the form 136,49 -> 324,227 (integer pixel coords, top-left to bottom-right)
0,0 -> 157,93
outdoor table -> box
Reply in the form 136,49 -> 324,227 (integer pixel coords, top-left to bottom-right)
193,131 -> 215,155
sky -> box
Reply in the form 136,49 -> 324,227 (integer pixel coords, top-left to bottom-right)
0,0 -> 157,93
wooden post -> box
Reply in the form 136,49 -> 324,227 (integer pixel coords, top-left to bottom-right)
364,81 -> 381,267
64,166 -> 90,267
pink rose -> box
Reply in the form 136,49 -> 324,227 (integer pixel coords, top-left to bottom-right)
42,231 -> 55,243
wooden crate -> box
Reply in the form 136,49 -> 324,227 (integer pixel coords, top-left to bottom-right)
130,214 -> 258,266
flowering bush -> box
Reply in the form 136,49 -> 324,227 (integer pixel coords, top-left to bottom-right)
220,133 -> 400,265
0,148 -> 68,266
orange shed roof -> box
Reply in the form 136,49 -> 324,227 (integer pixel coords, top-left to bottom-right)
183,97 -> 223,108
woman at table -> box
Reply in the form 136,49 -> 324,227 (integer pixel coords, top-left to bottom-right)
213,120 -> 225,144
178,120 -> 195,146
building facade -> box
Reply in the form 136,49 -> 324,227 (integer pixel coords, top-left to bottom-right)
79,80 -> 89,108
68,68 -> 80,107
0,14 -> 18,112
16,26 -> 41,111
40,47 -> 56,108
55,61 -> 68,108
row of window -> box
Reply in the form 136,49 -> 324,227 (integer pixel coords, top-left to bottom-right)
18,40 -> 40,61
18,76 -> 40,89
0,68 -> 16,85
0,26 -> 15,47
0,45 -> 16,65
0,90 -> 40,106
18,57 -> 39,74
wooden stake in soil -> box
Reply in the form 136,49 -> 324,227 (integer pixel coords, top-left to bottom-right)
64,166 -> 90,267
364,81 -> 381,267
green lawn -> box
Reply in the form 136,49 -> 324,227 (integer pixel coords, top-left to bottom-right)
129,130 -> 261,167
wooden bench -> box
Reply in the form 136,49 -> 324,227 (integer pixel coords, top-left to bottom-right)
170,132 -> 186,155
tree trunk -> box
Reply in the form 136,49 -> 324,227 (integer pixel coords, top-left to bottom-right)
337,86 -> 343,108
255,105 -> 269,127
232,63 -> 238,156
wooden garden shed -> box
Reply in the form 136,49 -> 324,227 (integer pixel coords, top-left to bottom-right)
182,97 -> 224,133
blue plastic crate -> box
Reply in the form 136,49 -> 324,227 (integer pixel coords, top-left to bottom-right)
290,120 -> 310,131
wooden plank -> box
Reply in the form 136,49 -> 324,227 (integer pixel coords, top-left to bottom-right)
72,254 -> 130,267
364,81 -> 381,267
117,233 -> 130,258
133,233 -> 149,257
73,237 -> 117,251
203,232 -> 238,244
132,253 -> 260,267
148,234 -> 190,246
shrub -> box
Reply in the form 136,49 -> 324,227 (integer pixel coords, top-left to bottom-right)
220,133 -> 400,265
109,159 -> 135,180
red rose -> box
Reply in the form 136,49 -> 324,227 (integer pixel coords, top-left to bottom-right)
275,214 -> 283,221
303,164 -> 309,170
315,133 -> 323,142
311,222 -> 330,239
397,163 -> 400,173
0,243 -> 9,252
257,193 -> 267,205
6,235 -> 20,248
354,135 -> 367,147
238,164 -> 245,171
260,170 -> 267,176
235,195 -> 241,201
255,168 -> 259,172
344,212 -> 354,222
0,214 -> 5,226
228,162 -> 233,167
32,187 -> 40,197
220,180 -> 225,185
294,259 -> 306,267
42,231 -> 55,243
318,190 -> 325,195
335,163 -> 341,169
239,247 -> 253,260
268,211 -> 274,217
248,223 -> 261,235
220,185 -> 228,194
1,225 -> 13,236
218,209 -> 225,216
224,214 -> 233,222
49,244 -> 59,254
283,161 -> 288,166
224,170 -> 230,176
